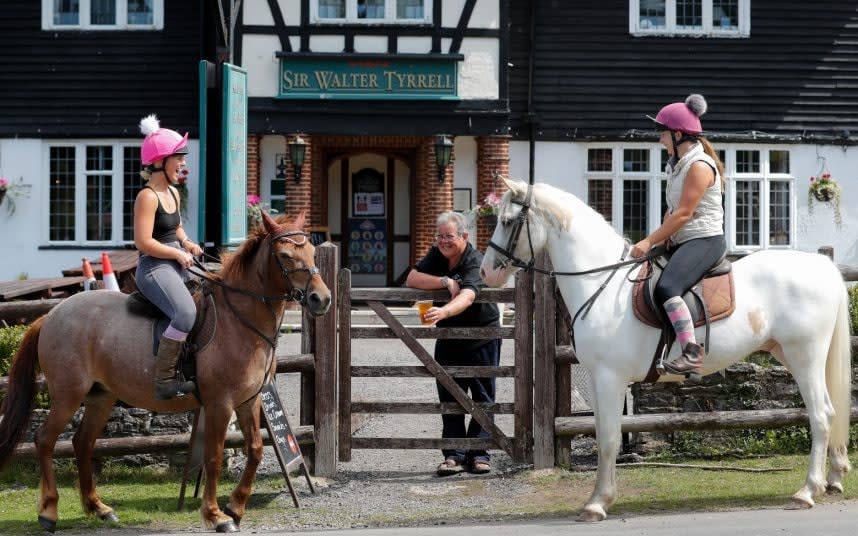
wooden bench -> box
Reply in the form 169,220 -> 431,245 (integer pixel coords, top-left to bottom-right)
0,277 -> 85,302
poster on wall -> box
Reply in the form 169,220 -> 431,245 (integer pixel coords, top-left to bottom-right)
347,219 -> 386,275
352,168 -> 385,216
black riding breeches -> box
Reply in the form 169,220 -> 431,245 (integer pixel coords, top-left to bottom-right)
653,234 -> 727,307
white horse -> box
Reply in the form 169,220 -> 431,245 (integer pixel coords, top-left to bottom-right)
480,178 -> 852,522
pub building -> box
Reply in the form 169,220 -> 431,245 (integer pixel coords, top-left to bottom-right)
237,1 -> 510,286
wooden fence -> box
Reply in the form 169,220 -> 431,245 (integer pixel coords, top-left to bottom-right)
337,268 -> 535,463
1,244 -> 340,479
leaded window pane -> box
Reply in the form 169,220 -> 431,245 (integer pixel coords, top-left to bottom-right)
769,182 -> 791,246
54,0 -> 80,25
588,180 -> 612,223
639,0 -> 665,29
358,0 -> 385,19
735,180 -> 760,246
319,0 -> 345,18
676,0 -> 702,28
587,148 -> 612,172
736,150 -> 760,174
127,0 -> 154,25
397,0 -> 423,19
50,147 -> 76,241
623,180 -> 648,243
91,0 -> 116,25
123,147 -> 140,241
623,149 -> 650,173
713,0 -> 738,29
87,175 -> 112,241
769,150 -> 790,174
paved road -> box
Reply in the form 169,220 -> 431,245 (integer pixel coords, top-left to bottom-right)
112,500 -> 858,535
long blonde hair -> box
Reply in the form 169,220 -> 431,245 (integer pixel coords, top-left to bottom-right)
699,137 -> 725,190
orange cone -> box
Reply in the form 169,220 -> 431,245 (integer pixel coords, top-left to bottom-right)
82,257 -> 97,291
101,252 -> 120,292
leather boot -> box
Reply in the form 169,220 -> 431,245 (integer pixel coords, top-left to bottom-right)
153,336 -> 195,400
663,342 -> 705,376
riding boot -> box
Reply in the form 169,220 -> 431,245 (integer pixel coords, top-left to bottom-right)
662,342 -> 705,376
153,336 -> 195,400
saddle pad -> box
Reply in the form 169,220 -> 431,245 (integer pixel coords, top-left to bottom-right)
632,261 -> 735,329
149,290 -> 217,357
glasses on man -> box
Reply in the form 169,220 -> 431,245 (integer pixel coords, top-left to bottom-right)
435,233 -> 461,242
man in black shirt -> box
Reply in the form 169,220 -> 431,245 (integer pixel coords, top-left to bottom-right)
405,211 -> 501,476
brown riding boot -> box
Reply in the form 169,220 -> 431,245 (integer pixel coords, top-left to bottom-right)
663,342 -> 705,376
153,336 -> 196,400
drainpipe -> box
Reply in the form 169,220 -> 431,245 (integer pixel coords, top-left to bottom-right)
526,0 -> 537,185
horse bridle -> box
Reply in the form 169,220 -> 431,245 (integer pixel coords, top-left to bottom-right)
268,229 -> 321,305
487,183 -> 537,271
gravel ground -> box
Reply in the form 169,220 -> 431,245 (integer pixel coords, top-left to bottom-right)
221,322 -> 596,531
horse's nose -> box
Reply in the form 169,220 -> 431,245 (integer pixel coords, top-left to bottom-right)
307,291 -> 331,316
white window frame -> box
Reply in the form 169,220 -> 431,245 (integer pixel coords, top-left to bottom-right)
42,0 -> 164,31
584,142 -> 796,254
584,143 -> 665,242
44,141 -> 139,246
724,146 -> 796,254
311,0 -> 433,25
629,0 -> 750,38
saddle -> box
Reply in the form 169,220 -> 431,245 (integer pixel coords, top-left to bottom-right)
126,281 -> 217,390
632,252 -> 735,382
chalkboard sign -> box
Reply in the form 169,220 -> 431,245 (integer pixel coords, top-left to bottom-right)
307,226 -> 331,247
260,382 -> 304,469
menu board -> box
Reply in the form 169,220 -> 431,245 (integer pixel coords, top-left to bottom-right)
260,382 -> 303,469
347,218 -> 387,274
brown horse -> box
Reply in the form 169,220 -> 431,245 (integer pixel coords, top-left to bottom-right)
0,211 -> 331,533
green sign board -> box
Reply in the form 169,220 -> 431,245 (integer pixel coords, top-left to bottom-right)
222,63 -> 248,245
279,56 -> 458,100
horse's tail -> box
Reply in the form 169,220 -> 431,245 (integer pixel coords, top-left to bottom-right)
0,315 -> 44,469
825,285 -> 852,452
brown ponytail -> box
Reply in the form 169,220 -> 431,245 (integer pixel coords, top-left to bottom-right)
699,137 -> 725,190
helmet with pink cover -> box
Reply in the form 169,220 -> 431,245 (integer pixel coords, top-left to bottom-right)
647,94 -> 708,135
139,114 -> 189,166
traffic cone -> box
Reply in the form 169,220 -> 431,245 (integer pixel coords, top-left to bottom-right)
82,257 -> 97,291
101,252 -> 120,292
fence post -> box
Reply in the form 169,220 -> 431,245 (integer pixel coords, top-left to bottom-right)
513,268 -> 534,464
533,251 -> 556,468
554,289 -> 573,467
313,243 -> 338,478
337,268 -> 352,461
300,286 -> 316,465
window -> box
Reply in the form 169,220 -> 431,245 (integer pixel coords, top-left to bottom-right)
313,0 -> 432,23
584,143 -> 795,253
630,0 -> 749,37
43,0 -> 163,30
48,142 -> 141,244
726,148 -> 795,251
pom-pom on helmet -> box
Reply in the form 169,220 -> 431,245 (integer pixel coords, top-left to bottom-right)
647,94 -> 708,135
139,114 -> 188,166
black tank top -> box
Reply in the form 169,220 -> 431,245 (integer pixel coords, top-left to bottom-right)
145,186 -> 180,244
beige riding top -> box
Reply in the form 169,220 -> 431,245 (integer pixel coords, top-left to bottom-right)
664,142 -> 724,245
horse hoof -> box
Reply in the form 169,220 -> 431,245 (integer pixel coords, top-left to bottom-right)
38,515 -> 57,533
825,482 -> 844,494
223,505 -> 242,527
215,520 -> 239,533
576,508 -> 606,523
99,511 -> 120,523
786,498 -> 813,510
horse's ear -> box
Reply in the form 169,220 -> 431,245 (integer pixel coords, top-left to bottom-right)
502,176 -> 524,198
261,210 -> 279,234
294,210 -> 307,229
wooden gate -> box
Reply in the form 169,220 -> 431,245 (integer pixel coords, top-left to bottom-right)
337,269 -> 534,463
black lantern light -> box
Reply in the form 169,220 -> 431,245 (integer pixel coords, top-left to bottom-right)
434,135 -> 453,183
288,136 -> 307,183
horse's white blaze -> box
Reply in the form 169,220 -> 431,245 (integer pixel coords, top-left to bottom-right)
481,179 -> 852,520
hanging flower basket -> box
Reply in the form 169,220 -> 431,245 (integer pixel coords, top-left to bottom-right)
0,176 -> 31,216
808,173 -> 842,228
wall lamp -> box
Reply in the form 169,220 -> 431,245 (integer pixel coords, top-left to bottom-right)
288,135 -> 306,183
434,135 -> 453,183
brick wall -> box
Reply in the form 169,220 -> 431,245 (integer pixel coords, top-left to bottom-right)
247,134 -> 259,196
475,136 -> 510,252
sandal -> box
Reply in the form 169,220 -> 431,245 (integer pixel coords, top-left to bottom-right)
436,458 -> 465,477
470,460 -> 491,474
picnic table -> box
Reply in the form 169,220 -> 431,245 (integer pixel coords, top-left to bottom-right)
61,250 -> 139,293
0,276 -> 85,302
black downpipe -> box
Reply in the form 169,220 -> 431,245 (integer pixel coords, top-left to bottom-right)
526,0 -> 536,185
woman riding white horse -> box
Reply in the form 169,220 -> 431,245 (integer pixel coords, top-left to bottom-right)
480,177 -> 851,522
631,94 -> 726,377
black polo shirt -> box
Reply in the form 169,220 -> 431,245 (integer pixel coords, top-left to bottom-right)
414,242 -> 500,350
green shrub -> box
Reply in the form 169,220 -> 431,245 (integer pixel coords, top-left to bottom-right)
848,283 -> 858,335
0,324 -> 29,376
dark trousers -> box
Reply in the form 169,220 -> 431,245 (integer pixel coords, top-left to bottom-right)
654,234 -> 727,305
434,339 -> 501,463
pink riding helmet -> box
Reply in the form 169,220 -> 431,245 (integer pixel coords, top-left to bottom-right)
139,114 -> 189,166
646,94 -> 708,135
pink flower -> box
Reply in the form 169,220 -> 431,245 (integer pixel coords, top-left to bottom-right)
247,194 -> 261,207
0,178 -> 8,189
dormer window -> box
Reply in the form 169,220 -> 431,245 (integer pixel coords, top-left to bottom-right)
43,0 -> 164,30
313,0 -> 432,24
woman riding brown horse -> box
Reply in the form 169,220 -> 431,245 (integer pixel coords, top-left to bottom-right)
0,211 -> 331,533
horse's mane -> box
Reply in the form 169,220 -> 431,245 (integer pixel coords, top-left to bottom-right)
219,214 -> 298,282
